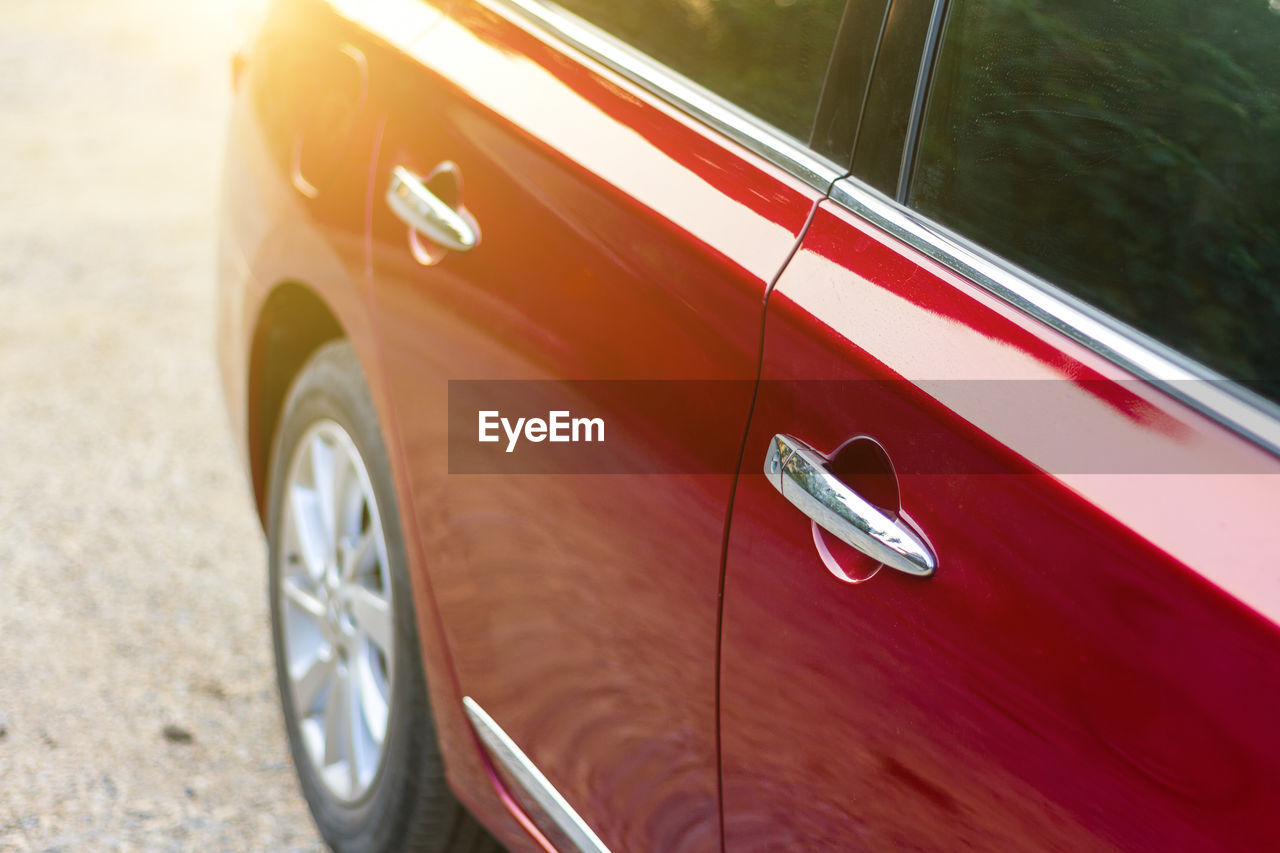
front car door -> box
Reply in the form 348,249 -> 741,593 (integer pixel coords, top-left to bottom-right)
357,0 -> 851,848
720,0 -> 1280,848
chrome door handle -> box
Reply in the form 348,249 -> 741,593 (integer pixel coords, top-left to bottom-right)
764,434 -> 937,578
386,165 -> 478,252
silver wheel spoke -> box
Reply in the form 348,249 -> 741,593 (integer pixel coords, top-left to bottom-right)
309,435 -> 338,548
357,654 -> 389,743
289,486 -> 329,578
282,577 -> 326,620
323,664 -> 349,768
293,651 -> 335,713
345,658 -> 363,791
343,528 -> 377,583
347,586 -> 392,655
331,447 -> 357,546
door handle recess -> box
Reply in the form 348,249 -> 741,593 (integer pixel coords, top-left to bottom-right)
765,434 -> 936,578
386,165 -> 478,252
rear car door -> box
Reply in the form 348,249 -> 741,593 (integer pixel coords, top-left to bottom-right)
720,0 -> 1280,848
356,1 -> 850,849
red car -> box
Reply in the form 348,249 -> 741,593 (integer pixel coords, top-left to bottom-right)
217,1 -> 1280,850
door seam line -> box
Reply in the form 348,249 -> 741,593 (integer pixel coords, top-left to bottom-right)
714,187 -> 830,853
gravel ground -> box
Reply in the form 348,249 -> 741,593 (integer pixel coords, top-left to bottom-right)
0,1 -> 324,849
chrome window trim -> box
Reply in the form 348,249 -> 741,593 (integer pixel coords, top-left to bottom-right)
462,697 -> 611,853
830,178 -> 1280,458
896,0 -> 949,202
478,0 -> 844,192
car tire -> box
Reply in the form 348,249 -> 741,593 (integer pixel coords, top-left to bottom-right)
266,340 -> 499,853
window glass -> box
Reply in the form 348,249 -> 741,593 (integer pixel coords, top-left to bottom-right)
552,0 -> 848,142
911,0 -> 1280,401
811,0 -> 893,161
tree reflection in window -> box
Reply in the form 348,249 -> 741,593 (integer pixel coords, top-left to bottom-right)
553,0 -> 846,141
912,0 -> 1280,402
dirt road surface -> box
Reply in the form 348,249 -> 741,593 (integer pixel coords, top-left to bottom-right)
0,1 -> 324,849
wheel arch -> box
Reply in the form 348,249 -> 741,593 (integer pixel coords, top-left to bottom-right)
247,280 -> 345,526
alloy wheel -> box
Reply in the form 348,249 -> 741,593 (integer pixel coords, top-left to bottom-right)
278,419 -> 395,803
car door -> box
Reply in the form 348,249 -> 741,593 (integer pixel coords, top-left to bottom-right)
355,0 -> 852,849
720,0 -> 1280,849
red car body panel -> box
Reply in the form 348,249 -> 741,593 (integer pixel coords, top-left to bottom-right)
360,3 -> 823,849
720,201 -> 1280,850
214,1 -> 1280,850
218,1 -> 538,847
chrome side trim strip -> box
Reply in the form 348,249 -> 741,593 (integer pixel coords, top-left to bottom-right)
462,697 -> 611,853
830,178 -> 1280,458
478,0 -> 843,192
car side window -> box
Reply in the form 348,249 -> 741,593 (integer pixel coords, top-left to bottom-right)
551,0 -> 849,142
909,0 -> 1280,402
